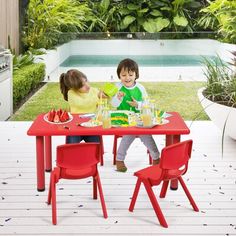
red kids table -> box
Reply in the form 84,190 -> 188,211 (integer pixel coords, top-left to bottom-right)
27,112 -> 190,191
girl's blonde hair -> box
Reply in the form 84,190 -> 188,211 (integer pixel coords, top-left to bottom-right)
60,69 -> 87,101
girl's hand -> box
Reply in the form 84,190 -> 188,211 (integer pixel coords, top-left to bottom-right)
117,91 -> 125,100
98,90 -> 108,99
127,97 -> 138,108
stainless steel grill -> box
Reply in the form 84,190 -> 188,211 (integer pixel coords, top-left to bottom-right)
0,45 -> 13,120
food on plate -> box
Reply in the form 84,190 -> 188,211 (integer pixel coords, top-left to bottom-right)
80,120 -> 102,127
46,109 -> 70,123
156,109 -> 165,118
111,112 -> 129,126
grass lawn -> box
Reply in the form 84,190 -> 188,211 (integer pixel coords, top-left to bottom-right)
10,82 -> 208,121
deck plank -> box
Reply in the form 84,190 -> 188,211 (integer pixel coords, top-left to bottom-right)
0,121 -> 236,235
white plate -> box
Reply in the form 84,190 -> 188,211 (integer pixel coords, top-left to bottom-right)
79,113 -> 95,118
44,113 -> 73,124
136,118 -> 169,128
80,121 -> 102,127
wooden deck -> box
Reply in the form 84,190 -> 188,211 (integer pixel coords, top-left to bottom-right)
0,121 -> 236,235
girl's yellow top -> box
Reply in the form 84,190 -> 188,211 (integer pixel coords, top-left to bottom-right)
68,87 -> 99,113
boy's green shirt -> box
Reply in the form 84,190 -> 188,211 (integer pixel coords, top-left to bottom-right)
111,81 -> 148,113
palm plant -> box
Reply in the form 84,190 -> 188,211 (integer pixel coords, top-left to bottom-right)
85,0 -> 122,32
198,0 -> 236,44
23,0 -> 91,49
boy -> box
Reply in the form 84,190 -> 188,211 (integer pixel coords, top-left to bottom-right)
111,58 -> 160,172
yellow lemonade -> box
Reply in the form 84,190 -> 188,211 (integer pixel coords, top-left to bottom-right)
96,113 -> 103,122
102,118 -> 111,129
141,114 -> 152,126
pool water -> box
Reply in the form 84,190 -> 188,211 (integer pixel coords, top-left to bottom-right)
60,55 -> 220,67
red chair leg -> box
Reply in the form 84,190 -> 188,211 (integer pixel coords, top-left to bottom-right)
159,180 -> 169,198
51,174 -> 57,225
96,173 -> 108,219
143,179 -> 168,228
178,177 -> 199,212
47,179 -> 52,205
129,179 -> 142,212
93,176 -> 97,199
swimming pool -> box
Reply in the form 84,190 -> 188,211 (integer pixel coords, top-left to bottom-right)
37,39 -> 234,82
60,55 -> 219,67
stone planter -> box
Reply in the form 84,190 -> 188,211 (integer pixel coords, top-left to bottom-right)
198,87 -> 236,140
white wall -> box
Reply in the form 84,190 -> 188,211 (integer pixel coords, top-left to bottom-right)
34,42 -> 71,79
70,39 -> 221,56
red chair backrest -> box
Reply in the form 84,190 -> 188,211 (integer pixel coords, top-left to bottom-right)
160,140 -> 193,174
56,143 -> 100,170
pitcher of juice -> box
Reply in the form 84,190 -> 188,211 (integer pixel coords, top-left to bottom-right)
102,82 -> 118,98
149,99 -> 156,119
141,105 -> 152,127
95,101 -> 103,122
102,107 -> 111,129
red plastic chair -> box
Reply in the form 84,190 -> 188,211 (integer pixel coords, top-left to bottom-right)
129,140 -> 199,228
65,135 -> 104,166
112,135 -> 152,165
47,143 -> 108,225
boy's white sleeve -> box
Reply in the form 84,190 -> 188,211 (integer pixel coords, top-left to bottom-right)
137,101 -> 142,111
111,94 -> 122,108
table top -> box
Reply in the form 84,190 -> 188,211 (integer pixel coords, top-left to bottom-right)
27,112 -> 190,136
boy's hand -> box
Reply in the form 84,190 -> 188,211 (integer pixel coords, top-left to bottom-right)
127,97 -> 138,108
117,91 -> 125,100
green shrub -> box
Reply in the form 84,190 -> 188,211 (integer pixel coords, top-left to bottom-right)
13,63 -> 45,108
13,51 -> 35,71
199,0 -> 236,44
203,53 -> 236,107
23,0 -> 91,49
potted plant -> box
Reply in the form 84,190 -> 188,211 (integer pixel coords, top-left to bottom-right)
198,51 -> 236,140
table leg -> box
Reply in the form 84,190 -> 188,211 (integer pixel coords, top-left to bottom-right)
165,135 -> 173,146
165,135 -> 180,191
173,135 -> 180,144
36,136 -> 45,191
45,136 -> 52,172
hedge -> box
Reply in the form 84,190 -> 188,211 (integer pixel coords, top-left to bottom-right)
13,63 -> 45,108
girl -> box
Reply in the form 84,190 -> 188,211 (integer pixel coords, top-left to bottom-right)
111,58 -> 160,172
60,69 -> 106,143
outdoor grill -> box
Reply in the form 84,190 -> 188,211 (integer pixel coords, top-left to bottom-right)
0,45 -> 13,120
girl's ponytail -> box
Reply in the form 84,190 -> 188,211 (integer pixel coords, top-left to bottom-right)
59,69 -> 86,101
59,73 -> 69,101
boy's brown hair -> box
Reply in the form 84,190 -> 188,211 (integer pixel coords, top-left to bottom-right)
116,58 -> 139,79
